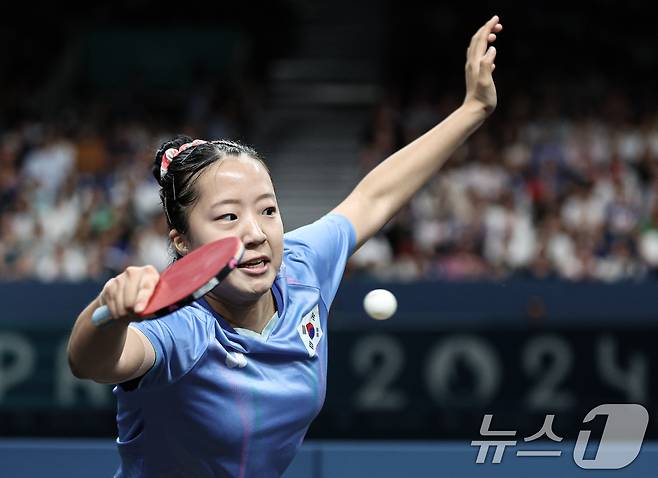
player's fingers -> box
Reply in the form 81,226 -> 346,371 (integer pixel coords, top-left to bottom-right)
467,15 -> 499,69
114,276 -> 128,319
102,278 -> 121,320
134,277 -> 158,315
124,267 -> 150,315
487,15 -> 500,28
488,23 -> 502,43
480,46 -> 497,71
488,45 -> 497,63
134,266 -> 160,314
478,46 -> 497,80
469,15 -> 499,59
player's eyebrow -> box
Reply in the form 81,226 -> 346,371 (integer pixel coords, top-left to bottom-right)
210,193 -> 275,208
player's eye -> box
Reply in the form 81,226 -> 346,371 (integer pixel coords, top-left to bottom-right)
263,207 -> 277,216
215,213 -> 238,222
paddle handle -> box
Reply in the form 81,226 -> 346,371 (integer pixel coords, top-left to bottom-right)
91,305 -> 112,327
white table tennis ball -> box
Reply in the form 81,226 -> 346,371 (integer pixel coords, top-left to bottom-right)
363,289 -> 397,320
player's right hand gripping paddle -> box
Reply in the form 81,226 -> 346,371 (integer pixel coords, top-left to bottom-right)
92,236 -> 244,326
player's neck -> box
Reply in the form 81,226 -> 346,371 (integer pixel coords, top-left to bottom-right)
205,290 -> 276,334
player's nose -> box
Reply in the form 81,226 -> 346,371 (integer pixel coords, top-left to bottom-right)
241,215 -> 267,247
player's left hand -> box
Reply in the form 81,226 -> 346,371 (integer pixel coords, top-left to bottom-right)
463,15 -> 502,117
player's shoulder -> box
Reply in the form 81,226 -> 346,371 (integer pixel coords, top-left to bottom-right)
281,213 -> 355,288
284,213 -> 354,238
283,213 -> 355,255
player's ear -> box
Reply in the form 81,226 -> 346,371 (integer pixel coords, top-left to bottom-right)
169,229 -> 190,256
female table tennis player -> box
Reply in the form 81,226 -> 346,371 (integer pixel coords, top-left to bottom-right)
67,15 -> 502,477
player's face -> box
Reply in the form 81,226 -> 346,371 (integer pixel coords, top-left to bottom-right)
185,156 -> 284,303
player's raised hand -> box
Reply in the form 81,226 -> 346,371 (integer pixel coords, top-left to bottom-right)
463,15 -> 502,116
99,265 -> 160,322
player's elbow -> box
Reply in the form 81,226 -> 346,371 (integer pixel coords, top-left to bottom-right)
68,355 -> 116,383
67,346 -> 105,381
67,350 -> 91,380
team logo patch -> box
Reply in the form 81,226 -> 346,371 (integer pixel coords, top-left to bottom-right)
298,305 -> 322,357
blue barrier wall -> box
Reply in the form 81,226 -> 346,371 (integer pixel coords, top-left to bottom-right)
3,278 -> 658,327
1,279 -> 656,440
0,439 -> 656,478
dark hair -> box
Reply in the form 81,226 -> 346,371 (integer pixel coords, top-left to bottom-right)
152,135 -> 270,253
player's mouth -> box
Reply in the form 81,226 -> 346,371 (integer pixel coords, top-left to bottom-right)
237,256 -> 270,275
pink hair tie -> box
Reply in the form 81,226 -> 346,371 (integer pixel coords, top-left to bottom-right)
160,139 -> 208,179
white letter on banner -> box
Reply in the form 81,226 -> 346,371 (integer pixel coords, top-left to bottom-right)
55,339 -> 111,407
597,336 -> 647,402
0,333 -> 36,401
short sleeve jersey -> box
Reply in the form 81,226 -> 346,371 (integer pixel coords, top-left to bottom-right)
113,213 -> 356,478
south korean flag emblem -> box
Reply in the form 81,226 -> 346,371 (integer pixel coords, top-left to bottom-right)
298,305 -> 322,357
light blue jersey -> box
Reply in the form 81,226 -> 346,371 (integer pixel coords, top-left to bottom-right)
113,213 -> 356,478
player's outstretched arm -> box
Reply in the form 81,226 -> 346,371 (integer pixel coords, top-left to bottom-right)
67,266 -> 158,384
332,15 -> 502,249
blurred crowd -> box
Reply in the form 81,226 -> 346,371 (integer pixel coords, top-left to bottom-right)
0,89 -> 250,282
0,119 -> 170,281
350,84 -> 658,282
4,78 -> 658,283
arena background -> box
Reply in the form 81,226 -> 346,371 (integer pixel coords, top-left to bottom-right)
2,0 -> 658,476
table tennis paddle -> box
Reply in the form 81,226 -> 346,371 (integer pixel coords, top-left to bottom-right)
91,236 -> 244,326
